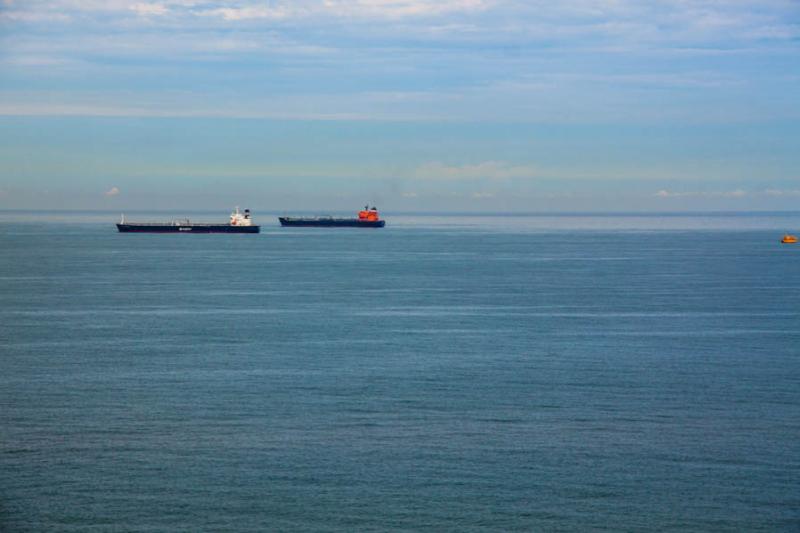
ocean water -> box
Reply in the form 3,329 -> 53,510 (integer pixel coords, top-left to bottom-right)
2,212 -> 799,531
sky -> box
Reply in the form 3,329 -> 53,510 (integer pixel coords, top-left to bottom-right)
1,0 -> 799,212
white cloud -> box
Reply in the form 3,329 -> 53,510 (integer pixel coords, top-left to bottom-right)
3,0 -> 797,46
1,0 -> 798,125
655,189 -> 748,198
415,161 -> 537,180
764,188 -> 800,196
105,186 -> 120,196
130,3 -> 168,16
193,0 -> 485,21
3,31 -> 334,62
0,10 -> 71,22
0,96 -> 415,121
197,6 -> 291,21
1,0 -> 487,21
4,55 -> 79,67
322,0 -> 487,18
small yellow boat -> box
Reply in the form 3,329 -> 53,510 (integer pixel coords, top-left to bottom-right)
782,234 -> 798,244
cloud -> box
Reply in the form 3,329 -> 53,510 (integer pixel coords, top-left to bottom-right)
415,161 -> 537,180
322,0 -> 487,18
130,3 -> 168,16
655,189 -> 747,198
105,186 -> 120,197
1,0 -> 798,125
0,10 -> 71,22
764,188 -> 800,196
197,6 -> 291,21
401,191 -> 418,198
657,188 -> 800,201
3,0 -> 797,47
193,0 -> 486,21
0,97 -> 418,121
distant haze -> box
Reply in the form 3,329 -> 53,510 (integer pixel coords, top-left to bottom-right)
1,1 -> 799,212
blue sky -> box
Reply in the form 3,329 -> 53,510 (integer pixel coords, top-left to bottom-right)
1,0 -> 799,211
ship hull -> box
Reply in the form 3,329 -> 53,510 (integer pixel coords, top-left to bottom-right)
279,217 -> 385,228
117,224 -> 259,233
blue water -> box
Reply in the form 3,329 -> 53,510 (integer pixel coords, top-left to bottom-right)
2,213 -> 800,531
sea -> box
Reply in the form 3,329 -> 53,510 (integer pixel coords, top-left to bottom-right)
1,211 -> 799,532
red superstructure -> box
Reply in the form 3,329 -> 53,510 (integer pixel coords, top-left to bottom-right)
358,206 -> 381,222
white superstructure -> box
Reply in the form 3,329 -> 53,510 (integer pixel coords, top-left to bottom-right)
230,207 -> 254,226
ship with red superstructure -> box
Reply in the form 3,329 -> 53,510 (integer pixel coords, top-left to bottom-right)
278,206 -> 386,228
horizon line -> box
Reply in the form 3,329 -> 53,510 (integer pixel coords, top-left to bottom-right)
2,208 -> 800,217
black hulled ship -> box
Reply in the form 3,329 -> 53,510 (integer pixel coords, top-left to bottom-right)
117,207 -> 260,233
279,206 -> 385,228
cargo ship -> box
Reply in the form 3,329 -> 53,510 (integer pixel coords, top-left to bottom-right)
279,206 -> 386,228
117,207 -> 260,233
